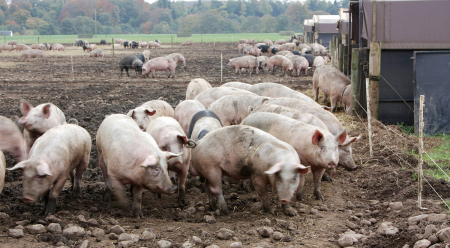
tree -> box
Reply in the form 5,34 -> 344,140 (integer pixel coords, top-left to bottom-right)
60,18 -> 75,34
285,2 -> 308,28
140,21 -> 152,34
98,12 -> 112,26
261,14 -> 276,33
159,12 -> 172,23
152,21 -> 170,34
210,0 -> 222,9
198,9 -> 221,34
276,14 -> 290,32
240,16 -> 262,33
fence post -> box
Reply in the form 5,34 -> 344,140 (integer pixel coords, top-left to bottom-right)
112,38 -> 114,56
418,95 -> 425,208
220,53 -> 223,83
351,48 -> 359,116
214,38 -> 215,47
71,55 -> 74,81
369,41 -> 381,119
338,43 -> 344,72
366,78 -> 373,158
201,34 -> 203,43
331,36 -> 336,68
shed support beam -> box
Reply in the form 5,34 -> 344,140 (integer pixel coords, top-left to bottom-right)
331,36 -> 336,67
338,44 -> 344,72
351,48 -> 359,116
369,41 -> 381,119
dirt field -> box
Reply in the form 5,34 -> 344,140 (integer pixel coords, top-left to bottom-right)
0,42 -> 448,248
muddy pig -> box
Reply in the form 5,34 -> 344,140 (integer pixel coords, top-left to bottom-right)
20,50 -> 45,61
238,39 -> 248,44
248,82 -> 318,106
166,53 -> 186,68
0,116 -> 27,162
266,97 -> 361,170
8,124 -> 91,215
96,114 -> 178,218
146,117 -> 192,205
190,125 -> 308,216
175,100 -> 206,135
264,39 -> 273,46
51,44 -> 65,51
243,46 -> 261,57
208,95 -> 270,126
313,65 -> 351,112
182,40 -> 195,46
141,57 -> 176,78
119,55 -> 143,77
262,55 -> 292,76
147,41 -> 161,48
187,110 -> 222,139
313,56 -> 325,70
227,56 -> 259,75
18,101 -> 66,152
186,78 -> 212,100
90,49 -> 104,59
142,50 -> 151,62
293,56 -> 309,76
194,87 -> 257,108
127,99 -> 175,131
220,82 -> 252,91
242,112 -> 346,201
16,44 -> 31,52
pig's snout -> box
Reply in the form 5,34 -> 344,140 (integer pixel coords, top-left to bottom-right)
327,162 -> 336,169
348,165 -> 358,171
280,199 -> 290,205
18,117 -> 26,125
23,197 -> 35,204
168,185 -> 177,194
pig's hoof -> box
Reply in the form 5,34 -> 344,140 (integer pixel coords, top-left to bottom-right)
314,193 -> 323,201
296,193 -> 304,201
321,174 -> 333,182
284,207 -> 298,217
103,189 -> 113,202
220,207 -> 230,215
134,210 -> 144,219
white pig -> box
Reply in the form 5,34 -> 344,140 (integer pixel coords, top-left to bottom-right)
188,110 -> 223,140
127,99 -> 175,131
186,78 -> 212,100
313,65 -> 351,112
174,100 -> 206,135
0,116 -> 27,161
194,87 -> 257,108
247,82 -> 319,106
220,82 -> 252,91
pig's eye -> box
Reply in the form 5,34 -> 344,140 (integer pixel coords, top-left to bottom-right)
150,168 -> 160,176
292,175 -> 297,182
161,146 -> 169,151
320,146 -> 325,151
275,173 -> 282,181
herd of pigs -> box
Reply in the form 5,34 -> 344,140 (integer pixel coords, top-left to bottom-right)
229,38 -> 330,77
0,56 -> 357,219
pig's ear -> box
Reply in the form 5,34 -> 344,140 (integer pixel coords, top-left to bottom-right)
336,129 -> 347,145
145,109 -> 156,116
163,151 -> 182,161
248,106 -> 255,114
341,134 -> 362,146
20,100 -> 33,115
311,130 -> 324,146
126,110 -> 135,118
295,164 -> 309,174
141,155 -> 159,167
36,162 -> 52,176
264,162 -> 283,175
42,104 -> 52,119
177,135 -> 188,145
8,161 -> 27,171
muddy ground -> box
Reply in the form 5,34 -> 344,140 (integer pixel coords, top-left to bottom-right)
0,42 -> 448,248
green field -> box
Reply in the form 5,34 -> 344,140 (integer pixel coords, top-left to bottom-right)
1,33 -> 293,45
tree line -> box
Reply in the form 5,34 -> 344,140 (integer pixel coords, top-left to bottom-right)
0,0 -> 349,36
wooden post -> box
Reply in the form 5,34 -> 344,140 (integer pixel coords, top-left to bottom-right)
214,38 -> 215,47
201,34 -> 203,43
220,53 -> 223,82
71,55 -> 74,81
331,36 -> 336,68
418,95 -> 425,208
171,36 -> 173,48
338,44 -> 344,72
112,38 -> 114,56
369,41 -> 381,119
351,48 -> 359,116
366,79 -> 373,158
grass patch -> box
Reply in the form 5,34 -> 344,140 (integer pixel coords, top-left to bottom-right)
397,122 -> 414,135
411,134 -> 450,181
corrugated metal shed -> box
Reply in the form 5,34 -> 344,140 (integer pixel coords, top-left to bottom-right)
303,19 -> 313,32
338,8 -> 349,34
313,15 -> 340,33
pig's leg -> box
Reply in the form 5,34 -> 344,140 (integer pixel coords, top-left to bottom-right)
110,176 -> 127,209
311,167 -> 325,200
45,175 -> 68,215
98,149 -> 113,201
177,165 -> 188,205
206,170 -> 228,214
322,93 -> 328,103
296,174 -> 306,201
243,179 -> 252,193
282,204 -> 298,216
125,68 -> 130,77
73,152 -> 89,196
131,184 -> 144,218
313,83 -> 319,101
330,95 -> 338,113
204,180 -> 217,210
252,177 -> 272,214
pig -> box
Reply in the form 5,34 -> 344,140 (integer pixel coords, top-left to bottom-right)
186,78 -> 212,100
76,40 -> 84,46
90,49 -> 104,59
227,56 -> 259,75
263,39 -> 273,46
123,41 -> 130,49
241,112 -> 345,201
298,44 -> 311,51
243,46 -> 261,57
182,40 -> 195,46
142,50 -> 151,62
266,97 -> 361,170
119,55 -> 143,77
1,45 -> 16,52
137,53 -> 145,63
268,46 -> 278,55
139,41 -> 148,48
262,55 -> 293,76
146,117 -> 192,204
300,54 -> 316,67
112,44 -> 121,49
6,40 -> 17,45
100,39 -> 106,45
220,82 -> 252,91
96,114 -> 178,218
275,39 -> 286,45
20,50 -> 46,61
166,53 -> 186,68
18,101 -> 66,152
275,51 -> 291,56
141,57 -> 177,78
238,43 -> 247,53
293,56 -> 309,76
30,44 -> 46,50
291,51 -> 301,56
247,82 -> 318,106
256,44 -> 270,54
0,116 -> 27,162
190,125 -> 308,216
283,53 -> 298,62
16,44 -> 31,52
208,95 -> 270,126
313,65 -> 351,112
238,39 -> 248,44
311,43 -> 320,55
250,104 -> 328,130
194,87 -> 257,108
187,110 -> 222,139
313,56 -> 325,70
83,40 -> 89,46
0,151 -> 4,193
283,43 -> 297,51
127,99 -> 175,131
154,39 -> 161,44
174,100 -> 206,135
147,41 -> 161,49
8,124 -> 91,215
255,43 -> 266,48
51,44 -> 65,52
341,85 -> 353,115
247,39 -> 257,45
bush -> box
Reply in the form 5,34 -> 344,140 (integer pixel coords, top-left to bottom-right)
279,31 -> 295,36
177,32 -> 191,37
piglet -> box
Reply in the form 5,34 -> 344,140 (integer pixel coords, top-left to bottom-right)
8,124 -> 91,215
